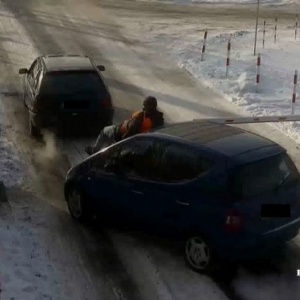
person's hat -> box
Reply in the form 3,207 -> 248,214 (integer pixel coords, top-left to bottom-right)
143,96 -> 157,110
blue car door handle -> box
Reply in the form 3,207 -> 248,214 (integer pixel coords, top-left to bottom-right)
176,200 -> 189,206
131,190 -> 144,195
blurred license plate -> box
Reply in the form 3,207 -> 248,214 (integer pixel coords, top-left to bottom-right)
261,204 -> 290,218
63,101 -> 89,109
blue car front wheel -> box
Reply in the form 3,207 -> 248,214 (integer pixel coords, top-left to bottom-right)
66,185 -> 93,222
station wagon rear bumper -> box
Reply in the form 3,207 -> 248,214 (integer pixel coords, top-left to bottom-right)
31,108 -> 113,132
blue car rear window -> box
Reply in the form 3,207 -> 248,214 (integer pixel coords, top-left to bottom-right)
229,153 -> 299,198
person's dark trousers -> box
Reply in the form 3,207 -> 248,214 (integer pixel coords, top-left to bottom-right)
85,125 -> 117,155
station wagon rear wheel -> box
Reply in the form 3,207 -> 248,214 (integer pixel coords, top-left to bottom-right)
23,91 -> 27,108
185,235 -> 215,274
28,114 -> 40,137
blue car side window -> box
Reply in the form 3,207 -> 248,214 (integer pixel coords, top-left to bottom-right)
156,142 -> 214,182
87,145 -> 121,172
114,138 -> 159,179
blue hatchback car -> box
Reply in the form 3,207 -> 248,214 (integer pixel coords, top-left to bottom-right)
64,120 -> 300,273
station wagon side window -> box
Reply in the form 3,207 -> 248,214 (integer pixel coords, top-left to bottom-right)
34,69 -> 44,92
157,142 -> 214,183
28,60 -> 40,87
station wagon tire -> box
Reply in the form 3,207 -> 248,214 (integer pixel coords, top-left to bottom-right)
29,118 -> 40,137
22,91 -> 27,108
66,186 -> 93,222
185,235 -> 216,274
28,111 -> 41,137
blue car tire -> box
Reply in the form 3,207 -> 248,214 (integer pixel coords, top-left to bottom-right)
66,185 -> 93,222
185,235 -> 216,274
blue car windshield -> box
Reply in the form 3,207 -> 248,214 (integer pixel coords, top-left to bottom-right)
229,153 -> 299,198
40,71 -> 107,96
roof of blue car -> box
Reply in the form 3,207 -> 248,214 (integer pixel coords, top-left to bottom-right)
152,121 -> 278,157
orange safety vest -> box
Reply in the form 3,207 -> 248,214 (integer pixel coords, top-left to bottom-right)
119,111 -> 152,134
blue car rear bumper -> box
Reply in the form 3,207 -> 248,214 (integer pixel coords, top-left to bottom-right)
216,217 -> 300,261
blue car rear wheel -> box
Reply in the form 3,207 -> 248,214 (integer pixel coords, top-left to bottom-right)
185,235 -> 215,274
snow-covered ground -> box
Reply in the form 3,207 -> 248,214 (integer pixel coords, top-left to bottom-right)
149,24 -> 300,144
0,193 -> 65,300
0,1 -> 232,299
1,0 -> 300,299
0,108 -> 24,188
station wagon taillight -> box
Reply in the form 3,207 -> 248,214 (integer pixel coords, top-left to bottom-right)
101,98 -> 112,108
224,209 -> 242,233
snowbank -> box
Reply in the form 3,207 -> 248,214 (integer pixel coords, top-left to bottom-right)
161,27 -> 300,144
234,269 -> 300,300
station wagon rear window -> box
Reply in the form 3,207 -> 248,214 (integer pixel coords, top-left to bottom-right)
40,71 -> 108,96
229,153 -> 300,198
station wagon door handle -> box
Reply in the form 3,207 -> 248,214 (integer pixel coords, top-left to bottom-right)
176,200 -> 189,206
131,190 -> 144,195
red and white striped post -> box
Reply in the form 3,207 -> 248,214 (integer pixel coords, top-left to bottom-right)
292,70 -> 298,114
274,16 -> 277,44
226,37 -> 231,77
256,53 -> 261,93
262,20 -> 266,48
295,13 -> 298,40
201,30 -> 208,61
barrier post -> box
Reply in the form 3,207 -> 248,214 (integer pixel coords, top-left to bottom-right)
256,53 -> 261,93
274,17 -> 277,44
292,70 -> 298,114
295,13 -> 298,40
262,20 -> 266,48
226,37 -> 231,77
201,30 -> 208,61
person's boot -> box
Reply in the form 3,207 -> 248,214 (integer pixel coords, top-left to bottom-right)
85,145 -> 94,155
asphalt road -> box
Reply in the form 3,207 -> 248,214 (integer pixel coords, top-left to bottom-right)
1,0 -> 300,299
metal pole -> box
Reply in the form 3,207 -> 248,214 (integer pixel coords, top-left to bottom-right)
254,0 -> 260,56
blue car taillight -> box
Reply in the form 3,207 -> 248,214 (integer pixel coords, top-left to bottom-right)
224,209 -> 243,233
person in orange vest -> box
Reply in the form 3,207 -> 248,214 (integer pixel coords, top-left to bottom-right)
85,96 -> 164,155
